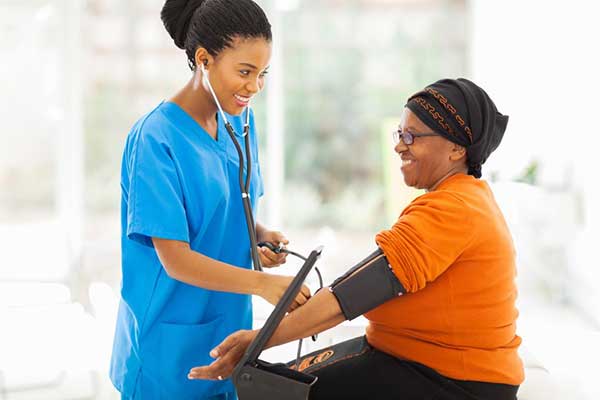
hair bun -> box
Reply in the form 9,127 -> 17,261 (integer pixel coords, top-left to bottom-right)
161,0 -> 206,49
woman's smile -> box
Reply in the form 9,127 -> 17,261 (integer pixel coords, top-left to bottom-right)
234,94 -> 251,107
400,156 -> 416,175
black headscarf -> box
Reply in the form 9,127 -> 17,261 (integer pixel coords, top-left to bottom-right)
405,78 -> 508,178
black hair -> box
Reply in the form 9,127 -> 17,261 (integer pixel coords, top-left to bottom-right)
161,0 -> 272,71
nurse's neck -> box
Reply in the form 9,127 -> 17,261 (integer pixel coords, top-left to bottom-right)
170,75 -> 219,140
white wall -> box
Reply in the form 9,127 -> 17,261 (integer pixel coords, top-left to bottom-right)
469,0 -> 600,322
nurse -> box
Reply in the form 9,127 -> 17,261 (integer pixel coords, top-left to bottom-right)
109,0 -> 310,399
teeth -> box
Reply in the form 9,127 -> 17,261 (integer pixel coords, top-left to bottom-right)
402,160 -> 413,166
235,94 -> 250,102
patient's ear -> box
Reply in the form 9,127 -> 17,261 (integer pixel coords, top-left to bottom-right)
449,143 -> 467,162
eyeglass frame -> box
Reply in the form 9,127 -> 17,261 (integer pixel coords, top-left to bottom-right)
392,129 -> 439,145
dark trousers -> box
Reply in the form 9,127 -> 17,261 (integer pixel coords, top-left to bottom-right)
301,337 -> 519,400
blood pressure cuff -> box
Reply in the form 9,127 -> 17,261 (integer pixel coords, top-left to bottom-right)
329,248 -> 406,321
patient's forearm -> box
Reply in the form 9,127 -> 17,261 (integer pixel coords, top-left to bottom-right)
265,288 -> 345,349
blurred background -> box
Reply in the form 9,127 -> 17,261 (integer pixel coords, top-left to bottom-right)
1,0 -> 599,398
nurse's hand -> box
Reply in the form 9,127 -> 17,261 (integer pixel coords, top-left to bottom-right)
261,275 -> 311,312
188,329 -> 257,381
257,230 -> 289,268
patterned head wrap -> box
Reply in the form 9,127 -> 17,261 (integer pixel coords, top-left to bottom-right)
406,78 -> 508,178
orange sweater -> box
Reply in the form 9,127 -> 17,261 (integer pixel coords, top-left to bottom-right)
367,173 -> 524,385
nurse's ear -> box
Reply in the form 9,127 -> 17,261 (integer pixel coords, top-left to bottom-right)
194,47 -> 213,72
192,49 -> 213,91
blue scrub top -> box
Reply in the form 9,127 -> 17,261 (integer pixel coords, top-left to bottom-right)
110,101 -> 264,399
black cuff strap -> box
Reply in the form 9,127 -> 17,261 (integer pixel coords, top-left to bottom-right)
330,248 -> 406,321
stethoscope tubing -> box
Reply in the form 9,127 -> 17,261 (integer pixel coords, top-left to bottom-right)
200,65 -> 323,290
223,111 -> 263,273
201,65 -> 328,369
201,64 -> 263,272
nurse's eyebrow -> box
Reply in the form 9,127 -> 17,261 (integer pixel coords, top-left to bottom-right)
238,62 -> 270,72
239,63 -> 258,69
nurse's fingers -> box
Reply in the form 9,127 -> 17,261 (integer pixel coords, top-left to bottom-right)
289,292 -> 309,311
262,246 -> 287,261
258,247 -> 287,267
289,296 -> 303,311
300,284 -> 312,300
266,231 -> 289,246
274,233 -> 289,246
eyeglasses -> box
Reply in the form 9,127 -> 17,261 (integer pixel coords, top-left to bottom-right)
392,130 -> 438,145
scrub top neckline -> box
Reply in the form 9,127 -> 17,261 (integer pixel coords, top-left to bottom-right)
161,100 -> 229,152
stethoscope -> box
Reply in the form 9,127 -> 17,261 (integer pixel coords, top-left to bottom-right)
200,63 -> 322,364
201,62 -> 263,272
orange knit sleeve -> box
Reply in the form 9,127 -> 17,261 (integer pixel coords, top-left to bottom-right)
375,191 -> 475,293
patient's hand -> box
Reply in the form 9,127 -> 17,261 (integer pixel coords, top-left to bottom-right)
188,329 -> 258,381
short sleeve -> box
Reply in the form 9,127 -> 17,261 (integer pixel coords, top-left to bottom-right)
375,192 -> 474,293
126,131 -> 189,247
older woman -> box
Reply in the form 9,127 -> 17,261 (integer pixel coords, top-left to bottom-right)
189,78 -> 524,400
